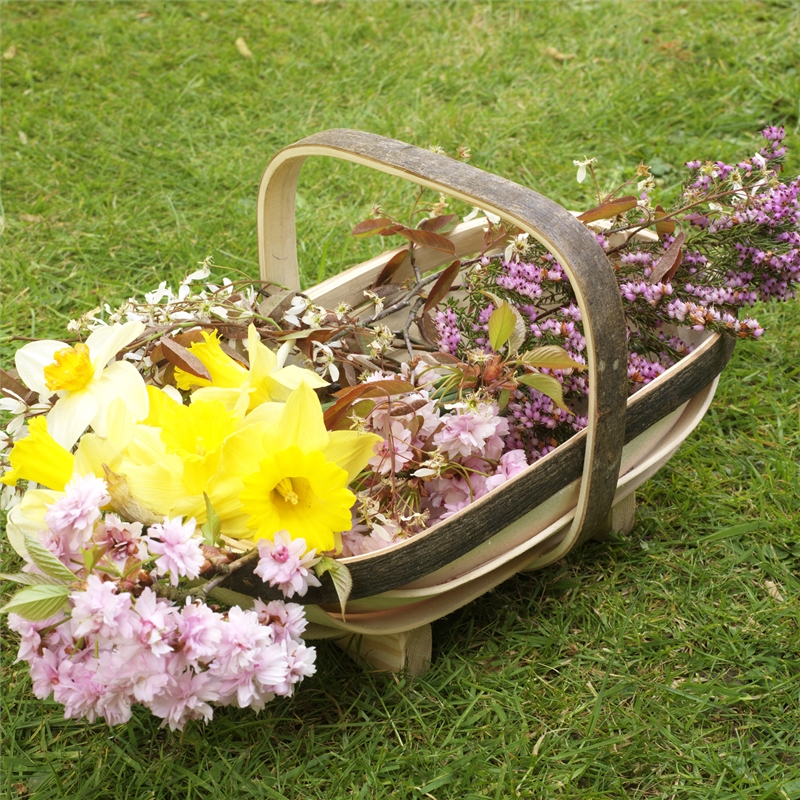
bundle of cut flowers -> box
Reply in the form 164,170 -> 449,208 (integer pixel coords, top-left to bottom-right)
1,127 -> 797,729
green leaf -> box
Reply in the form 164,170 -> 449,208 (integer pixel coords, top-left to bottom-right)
0,572 -> 63,586
517,372 -> 570,412
487,301 -> 517,351
0,584 -> 71,620
6,518 -> 29,560
506,305 -> 527,354
200,493 -> 222,546
313,556 -> 353,618
498,388 -> 511,411
519,345 -> 586,371
23,534 -> 76,583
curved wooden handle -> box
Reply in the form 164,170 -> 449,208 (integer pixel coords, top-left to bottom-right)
256,129 -> 628,550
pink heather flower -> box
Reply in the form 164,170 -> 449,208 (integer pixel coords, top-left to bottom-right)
434,403 -> 509,460
94,513 -> 146,566
44,474 -> 110,553
148,670 -> 219,731
147,517 -> 204,586
254,531 -> 321,599
253,599 -> 308,644
71,575 -> 136,641
175,599 -> 224,664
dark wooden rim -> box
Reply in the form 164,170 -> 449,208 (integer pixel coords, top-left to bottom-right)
224,333 -> 735,604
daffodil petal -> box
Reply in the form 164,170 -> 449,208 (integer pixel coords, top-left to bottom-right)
217,424 -> 272,478
85,320 -> 145,375
14,340 -> 65,398
0,416 -> 74,490
241,401 -> 284,428
7,490 -> 61,557
144,385 -> 182,427
191,385 -> 249,415
46,390 -> 99,450
247,324 -> 277,383
123,461 -> 195,517
87,361 -> 149,434
74,433 -> 125,479
266,365 -> 328,402
261,381 -> 327,454
323,429 -> 383,483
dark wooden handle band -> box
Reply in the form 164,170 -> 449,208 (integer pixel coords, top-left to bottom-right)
256,128 -> 628,563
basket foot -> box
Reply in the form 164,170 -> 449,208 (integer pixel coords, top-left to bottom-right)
592,492 -> 637,542
332,624 -> 432,676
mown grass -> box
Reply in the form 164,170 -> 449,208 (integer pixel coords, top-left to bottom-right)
2,1 -> 800,798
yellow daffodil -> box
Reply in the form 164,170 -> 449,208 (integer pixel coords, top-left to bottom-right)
0,416 -> 75,490
174,325 -> 328,413
0,411 -> 125,492
1,408 -> 129,557
15,321 -> 148,450
228,381 -> 381,552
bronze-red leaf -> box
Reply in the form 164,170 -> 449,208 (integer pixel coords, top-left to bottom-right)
159,337 -> 212,382
423,260 -> 461,314
394,227 -> 456,254
648,230 -> 686,284
418,214 -> 458,233
351,218 -> 395,238
654,204 -> 676,238
577,195 -> 639,223
373,248 -> 410,287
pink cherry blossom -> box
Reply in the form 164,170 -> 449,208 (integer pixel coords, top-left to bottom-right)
147,517 -> 204,586
252,599 -> 308,644
434,403 -> 508,460
254,531 -> 321,599
44,474 -> 110,557
148,670 -> 219,731
71,575 -> 136,641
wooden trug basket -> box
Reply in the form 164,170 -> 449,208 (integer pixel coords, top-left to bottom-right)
217,130 -> 736,674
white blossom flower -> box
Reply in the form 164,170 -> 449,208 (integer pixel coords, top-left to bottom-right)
573,157 -> 597,184
283,296 -> 310,327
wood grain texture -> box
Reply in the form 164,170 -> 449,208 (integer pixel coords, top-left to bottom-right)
257,128 -> 628,561
223,332 -> 736,604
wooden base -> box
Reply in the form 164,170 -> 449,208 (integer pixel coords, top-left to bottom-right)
332,624 -> 433,676
592,492 -> 637,542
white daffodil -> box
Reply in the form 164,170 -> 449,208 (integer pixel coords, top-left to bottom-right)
15,320 -> 148,450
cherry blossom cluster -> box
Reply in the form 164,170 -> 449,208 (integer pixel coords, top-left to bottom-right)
340,365 -> 532,556
7,475 -> 318,729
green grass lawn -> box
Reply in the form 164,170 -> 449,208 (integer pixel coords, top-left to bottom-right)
2,1 -> 800,797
